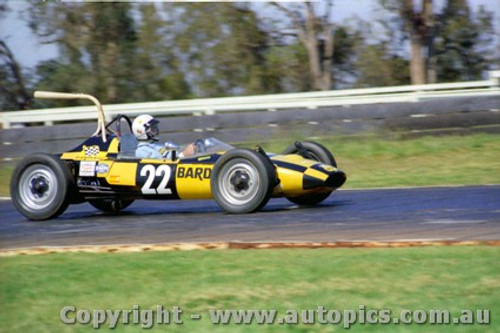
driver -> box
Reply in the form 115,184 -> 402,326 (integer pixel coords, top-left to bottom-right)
132,114 -> 195,159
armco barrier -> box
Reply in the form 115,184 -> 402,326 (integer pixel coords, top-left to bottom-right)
1,71 -> 499,129
1,94 -> 499,164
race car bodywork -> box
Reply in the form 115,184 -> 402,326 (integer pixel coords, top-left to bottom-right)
10,92 -> 346,220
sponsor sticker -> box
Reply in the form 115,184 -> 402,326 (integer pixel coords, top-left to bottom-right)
176,166 -> 211,181
79,161 -> 97,177
96,163 -> 110,175
84,145 -> 100,157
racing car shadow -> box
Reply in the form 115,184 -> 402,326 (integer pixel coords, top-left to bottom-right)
44,199 -> 353,222
103,199 -> 352,217
260,199 -> 352,213
54,201 -> 223,221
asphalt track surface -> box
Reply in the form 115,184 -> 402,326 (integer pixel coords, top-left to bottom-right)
1,185 -> 499,250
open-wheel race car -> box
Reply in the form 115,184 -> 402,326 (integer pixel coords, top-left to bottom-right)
11,91 -> 347,220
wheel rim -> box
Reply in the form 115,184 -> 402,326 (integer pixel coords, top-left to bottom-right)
18,164 -> 58,210
218,161 -> 260,205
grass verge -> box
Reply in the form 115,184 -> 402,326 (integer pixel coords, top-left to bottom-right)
1,246 -> 499,332
0,166 -> 13,197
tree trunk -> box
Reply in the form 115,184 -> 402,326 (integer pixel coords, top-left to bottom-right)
304,3 -> 324,90
423,0 -> 436,83
271,1 -> 333,91
410,33 -> 426,85
403,0 -> 431,85
322,24 -> 334,90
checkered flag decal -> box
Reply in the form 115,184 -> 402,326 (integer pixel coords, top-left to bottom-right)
84,145 -> 100,157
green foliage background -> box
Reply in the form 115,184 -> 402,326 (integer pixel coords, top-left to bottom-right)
1,1 -> 497,110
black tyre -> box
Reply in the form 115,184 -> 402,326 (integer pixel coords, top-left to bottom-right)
282,141 -> 336,206
10,153 -> 74,220
88,199 -> 134,213
282,141 -> 337,167
211,149 -> 276,214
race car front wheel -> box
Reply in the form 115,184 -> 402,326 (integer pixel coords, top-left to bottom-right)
282,141 -> 337,206
211,149 -> 276,214
282,141 -> 337,167
88,199 -> 134,213
11,153 -> 74,220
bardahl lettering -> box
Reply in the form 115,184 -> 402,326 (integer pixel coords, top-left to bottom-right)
177,167 -> 211,180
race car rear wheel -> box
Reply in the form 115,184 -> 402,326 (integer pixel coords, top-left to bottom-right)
211,149 -> 276,214
10,153 -> 74,220
88,199 -> 134,213
282,141 -> 336,206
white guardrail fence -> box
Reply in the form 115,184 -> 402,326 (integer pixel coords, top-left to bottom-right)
2,71 -> 500,129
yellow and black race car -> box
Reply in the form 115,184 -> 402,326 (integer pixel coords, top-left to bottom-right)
10,92 -> 346,220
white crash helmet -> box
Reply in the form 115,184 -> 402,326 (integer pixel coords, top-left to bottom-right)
132,114 -> 160,140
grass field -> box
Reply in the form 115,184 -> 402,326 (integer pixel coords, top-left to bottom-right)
1,246 -> 499,332
1,133 -> 499,197
0,166 -> 12,197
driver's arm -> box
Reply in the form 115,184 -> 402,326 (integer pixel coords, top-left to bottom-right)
179,143 -> 196,158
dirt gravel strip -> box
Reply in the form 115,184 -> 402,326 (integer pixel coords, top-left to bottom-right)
1,240 -> 500,257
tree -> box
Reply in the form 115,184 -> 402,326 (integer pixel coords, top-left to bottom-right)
330,25 -> 365,88
171,2 -> 273,96
0,5 -> 31,111
135,4 -> 190,100
348,12 -> 411,87
264,42 -> 312,92
271,1 -> 335,91
355,42 -> 410,87
86,3 -> 139,102
28,1 -> 191,106
434,0 -> 495,81
0,40 -> 31,111
380,0 -> 434,84
379,0 -> 495,84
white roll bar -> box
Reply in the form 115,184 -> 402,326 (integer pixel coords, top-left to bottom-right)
33,91 -> 109,142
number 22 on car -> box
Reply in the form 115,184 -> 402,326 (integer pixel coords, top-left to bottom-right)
136,163 -> 213,199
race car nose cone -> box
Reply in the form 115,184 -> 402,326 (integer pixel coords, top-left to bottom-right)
303,170 -> 346,190
325,170 -> 346,188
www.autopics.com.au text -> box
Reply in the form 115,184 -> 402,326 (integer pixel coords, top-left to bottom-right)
60,305 -> 491,329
